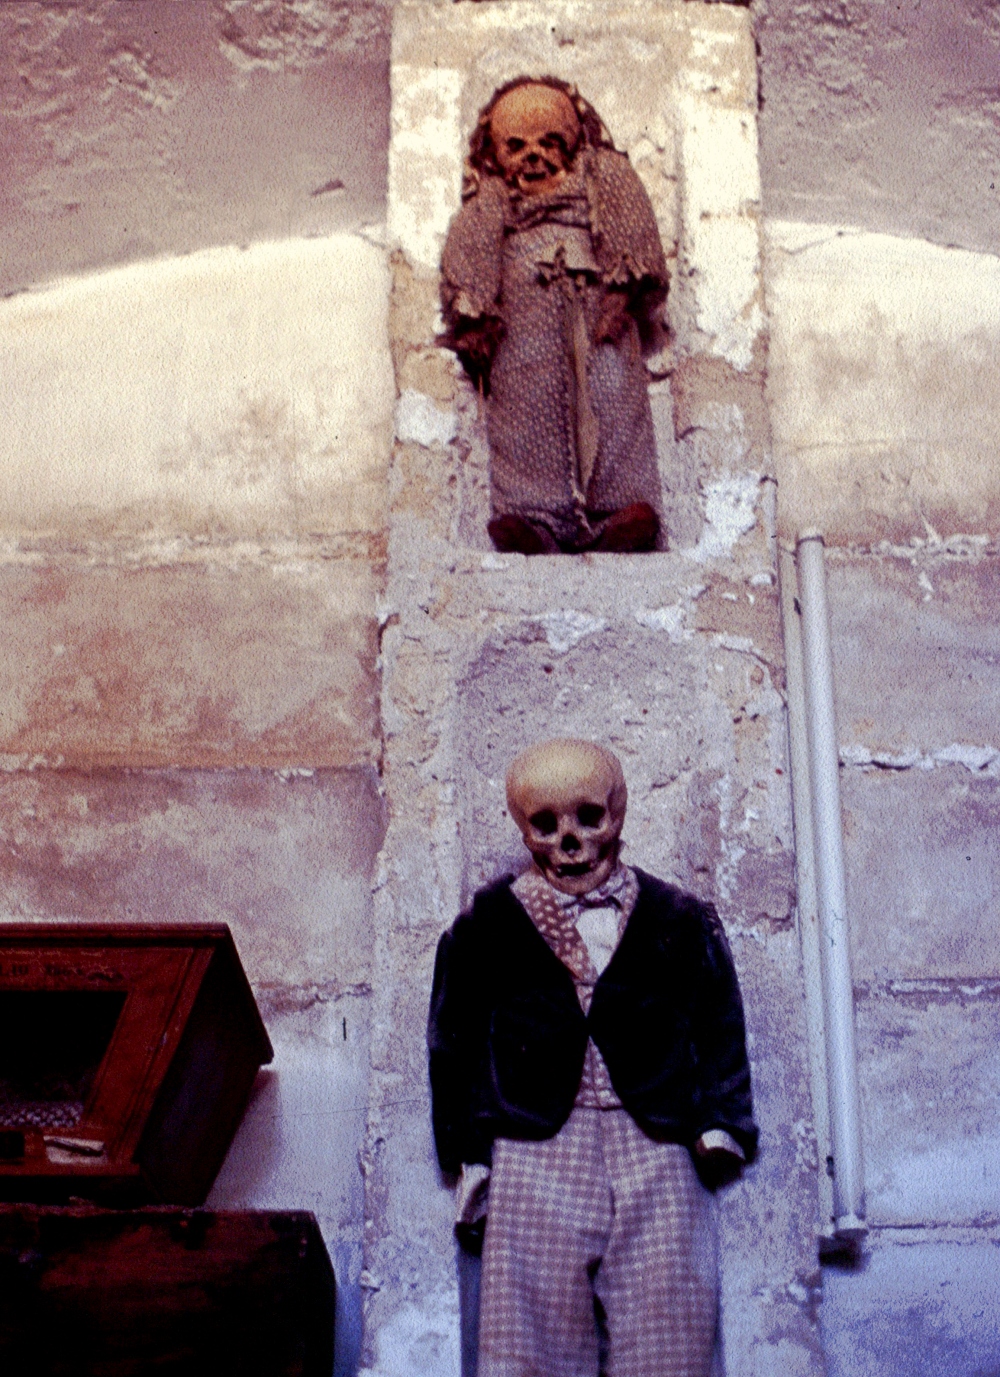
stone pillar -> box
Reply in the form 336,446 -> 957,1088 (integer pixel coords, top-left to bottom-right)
366,4 -> 824,1374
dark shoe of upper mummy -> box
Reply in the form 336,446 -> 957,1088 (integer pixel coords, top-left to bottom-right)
487,503 -> 660,555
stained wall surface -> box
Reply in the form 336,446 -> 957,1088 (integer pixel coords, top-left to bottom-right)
0,0 -> 390,294
758,5 -> 1000,1370
0,5 -> 393,1374
756,0 -> 1000,258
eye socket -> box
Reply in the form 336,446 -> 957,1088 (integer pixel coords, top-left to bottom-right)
529,809 -> 558,835
540,133 -> 565,150
576,804 -> 605,828
504,137 -> 526,153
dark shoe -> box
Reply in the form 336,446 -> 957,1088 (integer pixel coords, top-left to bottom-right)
591,502 -> 659,552
487,515 -> 562,555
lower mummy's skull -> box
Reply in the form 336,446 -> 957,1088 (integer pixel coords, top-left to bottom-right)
506,739 -> 627,896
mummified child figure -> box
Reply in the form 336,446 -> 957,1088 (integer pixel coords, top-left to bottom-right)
428,739 -> 757,1377
440,78 -> 670,554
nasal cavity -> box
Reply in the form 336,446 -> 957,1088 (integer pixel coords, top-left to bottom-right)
561,833 -> 581,854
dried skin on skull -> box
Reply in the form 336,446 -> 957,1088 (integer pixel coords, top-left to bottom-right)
489,84 -> 582,197
506,739 -> 627,895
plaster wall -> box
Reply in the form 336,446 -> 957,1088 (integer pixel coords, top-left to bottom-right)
756,0 -> 1000,259
757,5 -> 1000,1363
765,223 -> 1000,546
773,532 -> 1000,1352
826,553 -> 1000,1231
0,238 -> 393,542
767,243 -> 1000,1368
0,6 -> 394,1373
0,0 -> 390,294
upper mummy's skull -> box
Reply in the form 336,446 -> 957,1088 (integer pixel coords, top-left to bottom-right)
489,84 -> 582,197
506,739 -> 627,895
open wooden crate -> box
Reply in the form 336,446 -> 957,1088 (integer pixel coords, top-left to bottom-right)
0,924 -> 272,1206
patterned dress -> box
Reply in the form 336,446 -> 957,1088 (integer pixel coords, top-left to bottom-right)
441,149 -> 669,549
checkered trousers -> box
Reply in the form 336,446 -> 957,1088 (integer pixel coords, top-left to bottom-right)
478,1107 -> 718,1377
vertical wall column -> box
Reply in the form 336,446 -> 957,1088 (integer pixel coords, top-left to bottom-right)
370,4 -> 826,1376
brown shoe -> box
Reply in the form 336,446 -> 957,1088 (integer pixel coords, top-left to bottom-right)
487,515 -> 562,555
591,502 -> 659,552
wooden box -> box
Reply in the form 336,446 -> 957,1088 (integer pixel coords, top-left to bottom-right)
0,924 -> 272,1205
0,1206 -> 334,1376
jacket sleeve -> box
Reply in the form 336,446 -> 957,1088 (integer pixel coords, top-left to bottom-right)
689,900 -> 759,1163
427,918 -> 493,1175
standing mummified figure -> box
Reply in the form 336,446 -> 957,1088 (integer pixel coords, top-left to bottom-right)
428,739 -> 757,1377
440,78 -> 670,554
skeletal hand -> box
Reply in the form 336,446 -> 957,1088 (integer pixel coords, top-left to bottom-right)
593,290 -> 632,345
451,315 -> 505,389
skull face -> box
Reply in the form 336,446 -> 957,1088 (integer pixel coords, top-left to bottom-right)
506,739 -> 627,896
489,83 -> 581,197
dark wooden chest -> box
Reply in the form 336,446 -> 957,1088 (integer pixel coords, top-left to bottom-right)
0,1206 -> 335,1376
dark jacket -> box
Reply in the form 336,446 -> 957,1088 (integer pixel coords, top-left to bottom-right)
427,869 -> 758,1174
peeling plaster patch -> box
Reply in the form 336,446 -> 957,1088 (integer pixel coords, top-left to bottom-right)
877,534 -> 992,563
680,100 -> 760,218
841,743 -> 1000,774
857,977 -> 1000,1005
634,604 -> 690,641
840,745 -> 928,771
686,218 -> 764,370
218,0 -> 389,71
691,474 -> 759,561
679,96 -> 762,370
388,65 -> 463,270
394,390 -> 458,448
0,754 -> 59,773
792,1118 -> 819,1174
106,50 -> 181,112
933,743 -> 1000,772
358,1289 -> 460,1377
531,610 -> 608,656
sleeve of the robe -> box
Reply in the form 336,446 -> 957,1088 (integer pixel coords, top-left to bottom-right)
588,147 -> 670,300
440,175 -> 509,326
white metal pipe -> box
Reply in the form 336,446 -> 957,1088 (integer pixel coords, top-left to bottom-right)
796,533 -> 866,1239
778,545 -> 836,1239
